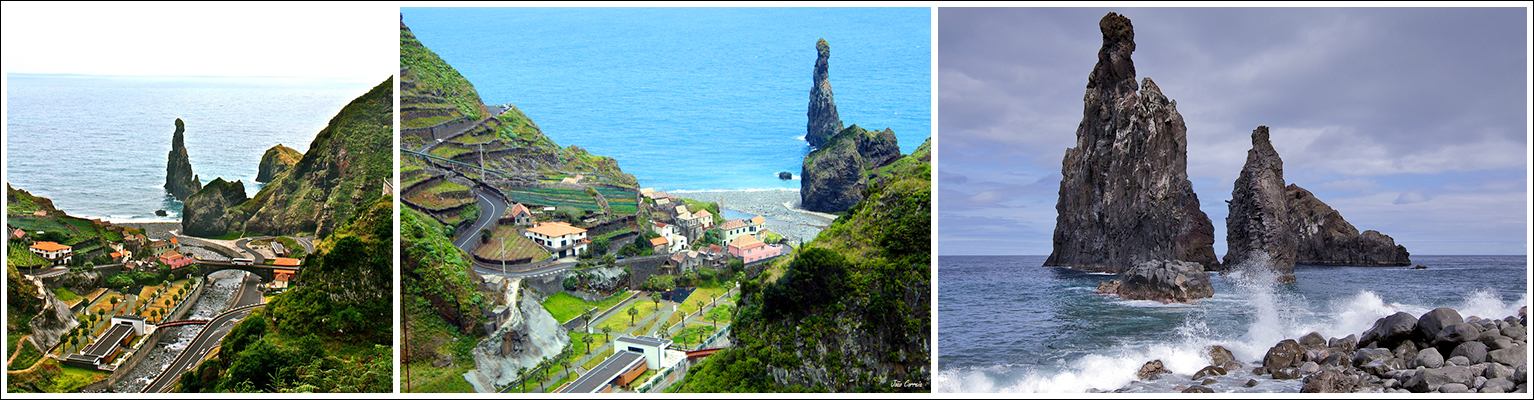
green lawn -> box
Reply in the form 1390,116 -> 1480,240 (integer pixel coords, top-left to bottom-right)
595,301 -> 659,334
672,323 -> 718,347
677,286 -> 729,317
541,291 -> 632,325
403,360 -> 475,393
51,287 -> 80,302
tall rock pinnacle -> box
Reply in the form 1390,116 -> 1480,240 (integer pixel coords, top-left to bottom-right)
807,38 -> 843,148
1045,13 -> 1220,273
165,118 -> 201,201
1225,126 -> 1297,282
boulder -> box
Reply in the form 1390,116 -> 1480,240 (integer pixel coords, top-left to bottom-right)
1351,347 -> 1393,369
1261,339 -> 1305,373
1244,379 -> 1259,388
1272,367 -> 1301,380
1361,312 -> 1418,347
1299,361 -> 1321,374
1412,347 -> 1444,369
1112,259 -> 1214,303
1043,12 -> 1220,273
1446,355 -> 1470,366
1480,377 -> 1515,393
1181,385 -> 1213,393
1482,334 -> 1515,351
1208,345 -> 1237,367
1487,345 -> 1525,366
1137,359 -> 1171,380
1392,340 -> 1418,360
1192,365 -> 1226,380
1298,332 -> 1327,350
1404,365 -> 1475,393
1329,334 -> 1358,353
1301,369 -> 1359,393
805,38 -> 843,148
1287,184 -> 1411,266
1450,341 -> 1488,364
1438,383 -> 1470,393
1485,362 -> 1514,380
1223,126 -> 1297,282
1417,308 -> 1464,342
1435,323 -> 1482,349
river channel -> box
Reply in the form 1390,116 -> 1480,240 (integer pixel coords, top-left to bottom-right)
108,270 -> 250,393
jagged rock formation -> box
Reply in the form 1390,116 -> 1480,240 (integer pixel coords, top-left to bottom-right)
180,78 -> 392,239
1096,259 -> 1213,304
165,118 -> 201,201
801,125 -> 901,213
255,144 -> 302,183
24,273 -> 80,349
181,178 -> 248,237
463,285 -> 570,393
806,38 -> 843,148
1045,12 -> 1220,273
1224,126 -> 1297,282
1287,184 -> 1411,266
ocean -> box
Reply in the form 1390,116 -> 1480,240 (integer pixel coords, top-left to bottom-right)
401,7 -> 931,192
4,74 -> 381,222
936,255 -> 1530,393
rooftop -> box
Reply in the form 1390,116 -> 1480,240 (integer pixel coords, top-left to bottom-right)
82,323 -> 135,358
272,257 -> 302,267
527,221 -> 587,238
29,241 -> 71,252
649,237 -> 669,247
728,235 -> 765,250
616,335 -> 671,348
749,215 -> 766,226
560,350 -> 645,393
719,220 -> 747,230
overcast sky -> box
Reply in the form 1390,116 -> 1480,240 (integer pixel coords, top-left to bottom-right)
939,7 -> 1528,256
1,2 -> 394,80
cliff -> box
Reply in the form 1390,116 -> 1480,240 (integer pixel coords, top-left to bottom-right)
1224,126 -> 1297,282
180,178 -> 248,237
180,77 -> 393,239
255,144 -> 302,183
682,137 -> 931,392
165,118 -> 201,201
1044,12 -> 1220,273
807,38 -> 844,148
6,183 -> 62,217
1287,184 -> 1412,266
801,125 -> 901,213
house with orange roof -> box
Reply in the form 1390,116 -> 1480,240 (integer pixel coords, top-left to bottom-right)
508,202 -> 534,226
29,241 -> 73,265
524,222 -> 589,258
11,228 -> 25,240
727,235 -> 783,264
272,257 -> 302,267
693,209 -> 714,229
649,236 -> 670,254
271,269 -> 296,289
158,250 -> 194,269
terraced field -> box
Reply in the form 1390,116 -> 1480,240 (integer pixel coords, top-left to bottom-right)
407,180 -> 475,210
504,187 -> 602,212
594,187 -> 639,215
472,225 -> 549,262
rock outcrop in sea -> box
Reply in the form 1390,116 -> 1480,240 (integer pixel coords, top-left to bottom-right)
1224,126 -> 1297,282
1045,12 -> 1220,273
806,38 -> 843,148
165,118 -> 201,201
1096,259 -> 1213,304
255,144 -> 302,183
181,177 -> 248,237
801,124 -> 900,213
1287,184 -> 1411,266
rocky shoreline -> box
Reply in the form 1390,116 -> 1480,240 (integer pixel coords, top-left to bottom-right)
1109,306 -> 1528,393
669,189 -> 835,245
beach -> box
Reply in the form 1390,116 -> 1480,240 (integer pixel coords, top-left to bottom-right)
670,189 -> 837,246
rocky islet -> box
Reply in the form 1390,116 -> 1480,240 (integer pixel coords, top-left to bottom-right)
164,118 -> 201,201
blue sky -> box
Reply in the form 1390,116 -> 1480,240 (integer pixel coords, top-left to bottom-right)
938,7 -> 1528,256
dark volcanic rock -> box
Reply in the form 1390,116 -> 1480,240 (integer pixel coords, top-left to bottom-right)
1361,312 -> 1419,348
1112,259 -> 1213,303
181,178 -> 248,237
1301,369 -> 1359,393
1417,307 -> 1464,343
255,144 -> 302,183
800,125 -> 900,213
1137,359 -> 1171,380
165,118 -> 201,201
1448,341 -> 1487,364
806,38 -> 843,148
1260,339 -> 1304,374
1223,126 -> 1297,282
1287,184 -> 1411,266
1045,13 -> 1219,273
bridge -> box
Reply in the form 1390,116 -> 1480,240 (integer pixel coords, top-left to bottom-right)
143,302 -> 265,393
195,260 -> 297,283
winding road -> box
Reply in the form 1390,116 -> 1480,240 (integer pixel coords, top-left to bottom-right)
142,274 -> 264,393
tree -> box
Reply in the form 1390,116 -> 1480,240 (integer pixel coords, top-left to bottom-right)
602,254 -> 615,268
517,367 -> 527,393
696,300 -> 705,317
627,306 -> 639,325
651,292 -> 660,310
479,228 -> 492,244
601,326 -> 612,343
581,334 -> 593,355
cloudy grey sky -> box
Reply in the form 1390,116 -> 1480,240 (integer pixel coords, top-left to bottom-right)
938,7 -> 1528,256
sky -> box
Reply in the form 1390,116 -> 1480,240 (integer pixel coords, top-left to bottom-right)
938,7 -> 1529,256
1,2 -> 395,80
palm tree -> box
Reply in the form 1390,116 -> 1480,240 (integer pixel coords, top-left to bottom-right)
602,326 -> 613,343
627,306 -> 639,326
582,334 -> 593,355
517,367 -> 527,393
696,300 -> 705,317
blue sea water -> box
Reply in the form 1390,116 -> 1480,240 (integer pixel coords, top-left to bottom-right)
937,255 -> 1530,393
401,7 -> 931,192
4,74 -> 381,221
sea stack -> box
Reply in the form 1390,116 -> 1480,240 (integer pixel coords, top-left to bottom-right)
806,38 -> 843,148
256,144 -> 302,183
1288,184 -> 1412,266
1045,12 -> 1220,273
1224,126 -> 1297,282
801,125 -> 900,213
181,177 -> 248,237
165,118 -> 201,201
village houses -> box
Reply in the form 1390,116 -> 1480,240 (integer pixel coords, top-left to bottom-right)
525,221 -> 589,259
28,241 -> 73,265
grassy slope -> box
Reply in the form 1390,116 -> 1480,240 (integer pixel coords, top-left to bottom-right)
400,206 -> 486,392
678,137 -> 931,393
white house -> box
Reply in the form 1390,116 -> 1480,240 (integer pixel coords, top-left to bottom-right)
28,241 -> 73,265
524,222 -> 588,258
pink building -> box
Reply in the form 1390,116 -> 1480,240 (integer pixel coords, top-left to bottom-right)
158,250 -> 194,269
726,235 -> 782,264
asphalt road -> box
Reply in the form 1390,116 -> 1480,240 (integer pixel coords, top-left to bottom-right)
142,275 -> 264,393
